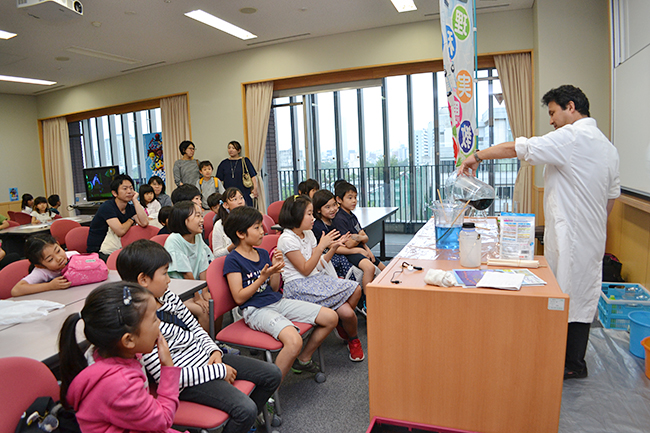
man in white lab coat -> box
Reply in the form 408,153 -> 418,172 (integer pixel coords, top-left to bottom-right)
459,85 -> 620,380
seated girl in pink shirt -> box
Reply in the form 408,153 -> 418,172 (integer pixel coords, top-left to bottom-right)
11,234 -> 78,297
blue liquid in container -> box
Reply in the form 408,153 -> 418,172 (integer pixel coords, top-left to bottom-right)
435,226 -> 462,249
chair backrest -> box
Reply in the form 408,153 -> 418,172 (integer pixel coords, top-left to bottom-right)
0,357 -> 60,433
208,229 -> 214,250
150,234 -> 170,246
12,212 -> 32,225
262,214 -> 277,235
203,211 -> 216,241
206,256 -> 237,318
106,248 -> 122,270
267,200 -> 284,225
120,225 -> 159,248
0,259 -> 31,299
7,221 -> 19,227
260,234 -> 280,254
50,219 -> 82,246
65,226 -> 90,254
7,211 -> 15,221
53,214 -> 63,220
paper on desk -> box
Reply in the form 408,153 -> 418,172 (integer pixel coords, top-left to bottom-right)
476,271 -> 525,291
0,299 -> 64,325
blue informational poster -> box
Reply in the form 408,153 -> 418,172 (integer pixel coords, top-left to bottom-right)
144,132 -> 165,182
8,188 -> 18,201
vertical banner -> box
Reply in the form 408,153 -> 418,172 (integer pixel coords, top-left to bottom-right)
440,0 -> 477,166
144,132 -> 165,181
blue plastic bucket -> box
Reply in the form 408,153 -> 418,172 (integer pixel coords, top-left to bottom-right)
628,311 -> 650,358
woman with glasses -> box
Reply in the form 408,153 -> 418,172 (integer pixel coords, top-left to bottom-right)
173,140 -> 201,187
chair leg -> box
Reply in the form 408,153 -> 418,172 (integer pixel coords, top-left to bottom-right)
317,346 -> 325,374
265,350 -> 282,416
208,299 -> 215,340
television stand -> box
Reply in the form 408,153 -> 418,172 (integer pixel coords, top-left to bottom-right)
71,202 -> 105,215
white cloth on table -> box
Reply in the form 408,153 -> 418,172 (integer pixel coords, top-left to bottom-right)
0,299 -> 64,325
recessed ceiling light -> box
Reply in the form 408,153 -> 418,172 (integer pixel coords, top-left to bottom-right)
391,0 -> 417,13
0,30 -> 17,40
0,75 -> 56,86
185,9 -> 257,40
239,7 -> 257,14
55,56 -> 70,61
91,21 -> 101,27
66,46 -> 140,64
124,11 -> 136,16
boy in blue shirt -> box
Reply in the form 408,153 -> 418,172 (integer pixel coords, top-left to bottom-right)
223,206 -> 337,379
332,181 -> 385,315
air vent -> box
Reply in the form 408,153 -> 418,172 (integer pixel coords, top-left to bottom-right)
247,33 -> 311,46
121,61 -> 167,73
33,84 -> 65,94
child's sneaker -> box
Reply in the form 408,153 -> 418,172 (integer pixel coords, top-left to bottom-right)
355,298 -> 367,317
348,338 -> 365,361
218,343 -> 240,356
291,358 -> 321,374
334,323 -> 349,341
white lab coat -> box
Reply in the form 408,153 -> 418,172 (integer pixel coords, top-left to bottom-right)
515,118 -> 620,323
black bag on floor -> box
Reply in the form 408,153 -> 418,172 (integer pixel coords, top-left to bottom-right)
603,253 -> 624,282
15,397 -> 81,433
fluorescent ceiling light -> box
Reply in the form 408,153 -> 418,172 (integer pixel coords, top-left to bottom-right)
391,0 -> 417,13
0,75 -> 56,86
0,30 -> 17,40
66,46 -> 140,64
185,9 -> 257,40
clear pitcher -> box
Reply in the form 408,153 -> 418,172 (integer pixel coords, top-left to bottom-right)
430,200 -> 465,249
445,170 -> 495,211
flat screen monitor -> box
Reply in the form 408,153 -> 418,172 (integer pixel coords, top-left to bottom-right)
83,165 -> 119,201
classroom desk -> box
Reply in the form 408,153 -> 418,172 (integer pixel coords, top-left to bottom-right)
0,215 -> 94,256
352,207 -> 399,261
0,271 -> 206,368
366,257 -> 569,433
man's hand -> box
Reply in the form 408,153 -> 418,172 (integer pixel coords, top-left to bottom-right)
458,154 -> 479,176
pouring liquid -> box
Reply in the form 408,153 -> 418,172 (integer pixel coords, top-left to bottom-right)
458,198 -> 494,210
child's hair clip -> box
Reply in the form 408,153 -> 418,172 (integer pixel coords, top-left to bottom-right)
123,286 -> 132,306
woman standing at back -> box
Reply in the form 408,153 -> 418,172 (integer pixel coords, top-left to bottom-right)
216,140 -> 258,207
173,140 -> 201,187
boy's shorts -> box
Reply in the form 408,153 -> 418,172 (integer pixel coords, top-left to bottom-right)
345,253 -> 382,268
242,298 -> 322,340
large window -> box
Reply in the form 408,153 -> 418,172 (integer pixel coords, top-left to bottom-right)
68,108 -> 161,195
269,69 -> 516,231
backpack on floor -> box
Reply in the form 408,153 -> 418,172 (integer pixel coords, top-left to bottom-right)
603,253 -> 624,282
15,397 -> 81,433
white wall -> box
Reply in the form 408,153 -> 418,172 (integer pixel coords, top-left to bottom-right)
533,0 -> 611,185
0,94 -> 44,202
34,9 -> 534,168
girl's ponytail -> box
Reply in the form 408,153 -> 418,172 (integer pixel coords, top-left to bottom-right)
58,313 -> 86,407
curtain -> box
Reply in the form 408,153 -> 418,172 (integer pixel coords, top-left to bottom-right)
42,118 -> 74,217
245,82 -> 274,213
161,94 -> 191,193
494,52 -> 533,214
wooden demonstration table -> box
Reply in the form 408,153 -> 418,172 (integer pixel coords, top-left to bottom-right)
366,256 -> 569,433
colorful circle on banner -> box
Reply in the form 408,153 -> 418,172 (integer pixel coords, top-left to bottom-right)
456,70 -> 473,103
458,120 -> 474,153
450,95 -> 463,127
445,25 -> 457,60
452,6 -> 471,41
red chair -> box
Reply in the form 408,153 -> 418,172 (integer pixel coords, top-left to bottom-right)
262,214 -> 277,235
65,226 -> 90,254
0,357 -> 60,432
0,259 -> 30,299
208,229 -> 214,251
260,234 -> 280,254
50,219 -> 81,246
206,256 -> 325,419
266,200 -> 284,225
12,212 -> 32,225
53,214 -> 63,220
203,211 -> 216,241
7,211 -> 15,221
150,234 -> 170,246
120,225 -> 159,248
106,248 -> 122,271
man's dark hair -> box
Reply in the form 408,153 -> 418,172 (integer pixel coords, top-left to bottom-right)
199,160 -> 213,171
179,140 -> 195,155
158,206 -> 172,226
279,195 -> 311,229
116,239 -> 172,282
223,206 -> 263,246
47,194 -> 60,207
335,181 -> 357,199
110,174 -> 134,193
167,201 -> 197,236
542,85 -> 590,117
171,184 -> 201,204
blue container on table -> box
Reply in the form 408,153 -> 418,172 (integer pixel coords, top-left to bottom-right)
628,311 -> 650,358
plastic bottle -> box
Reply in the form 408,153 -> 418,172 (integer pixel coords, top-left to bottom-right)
459,222 -> 482,268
